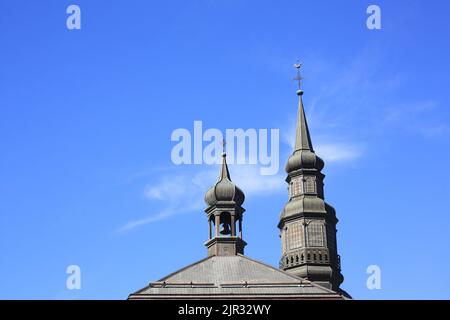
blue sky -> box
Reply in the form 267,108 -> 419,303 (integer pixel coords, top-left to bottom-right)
1,0 -> 450,299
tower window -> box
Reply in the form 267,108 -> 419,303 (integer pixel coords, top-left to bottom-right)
290,178 -> 302,197
305,176 -> 316,194
286,222 -> 304,250
307,220 -> 324,247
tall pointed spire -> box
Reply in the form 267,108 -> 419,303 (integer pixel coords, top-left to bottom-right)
219,140 -> 231,180
294,89 -> 314,152
220,154 -> 231,180
286,63 -> 324,173
293,62 -> 313,152
279,62 -> 345,293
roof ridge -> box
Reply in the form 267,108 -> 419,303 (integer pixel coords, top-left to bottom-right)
130,254 -> 345,298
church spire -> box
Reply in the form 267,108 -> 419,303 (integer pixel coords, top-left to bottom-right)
219,140 -> 231,180
278,63 -> 344,293
293,62 -> 313,152
220,153 -> 231,180
285,64 -> 324,174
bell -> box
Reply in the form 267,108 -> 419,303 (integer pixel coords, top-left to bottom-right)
219,223 -> 231,235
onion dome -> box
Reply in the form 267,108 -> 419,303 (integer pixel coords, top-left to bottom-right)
286,150 -> 324,172
205,153 -> 245,206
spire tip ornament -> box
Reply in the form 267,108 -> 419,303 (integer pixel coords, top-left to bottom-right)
220,139 -> 227,157
293,60 -> 304,95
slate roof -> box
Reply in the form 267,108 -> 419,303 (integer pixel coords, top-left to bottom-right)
128,254 -> 346,300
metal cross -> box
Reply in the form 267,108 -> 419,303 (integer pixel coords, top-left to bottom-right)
293,61 -> 303,90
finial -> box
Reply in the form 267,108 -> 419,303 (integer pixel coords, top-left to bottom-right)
293,61 -> 304,95
220,139 -> 227,156
219,139 -> 231,180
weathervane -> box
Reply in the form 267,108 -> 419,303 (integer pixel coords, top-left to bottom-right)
293,61 -> 303,90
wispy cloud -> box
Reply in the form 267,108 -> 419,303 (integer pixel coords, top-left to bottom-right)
119,164 -> 285,232
281,117 -> 363,164
119,209 -> 180,232
118,170 -> 211,233
420,124 -> 450,138
228,164 -> 284,194
314,143 -> 363,163
382,100 -> 450,138
306,47 -> 450,140
383,101 -> 436,124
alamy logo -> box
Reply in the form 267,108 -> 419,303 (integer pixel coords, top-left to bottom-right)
366,5 -> 382,30
366,265 -> 382,290
171,121 -> 279,175
66,265 -> 81,290
66,5 -> 81,30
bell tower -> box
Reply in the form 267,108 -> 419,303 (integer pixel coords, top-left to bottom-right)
204,152 -> 246,256
278,63 -> 344,291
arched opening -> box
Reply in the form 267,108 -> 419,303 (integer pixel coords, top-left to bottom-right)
238,215 -> 242,238
208,215 -> 215,239
219,212 -> 232,236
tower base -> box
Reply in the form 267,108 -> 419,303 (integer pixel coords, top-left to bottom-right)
204,237 -> 246,256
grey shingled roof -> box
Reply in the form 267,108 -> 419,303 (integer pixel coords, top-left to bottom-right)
128,255 -> 345,299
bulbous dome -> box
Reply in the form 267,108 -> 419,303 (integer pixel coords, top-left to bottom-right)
205,178 -> 245,206
204,153 -> 245,207
285,150 -> 324,173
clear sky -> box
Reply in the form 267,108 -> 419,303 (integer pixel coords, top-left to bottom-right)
1,0 -> 450,299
